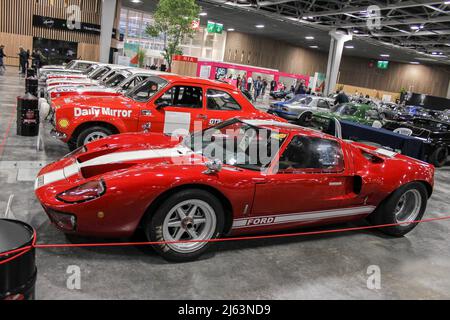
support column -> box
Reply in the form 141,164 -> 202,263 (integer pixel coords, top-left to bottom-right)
99,0 -> 117,63
324,29 -> 352,96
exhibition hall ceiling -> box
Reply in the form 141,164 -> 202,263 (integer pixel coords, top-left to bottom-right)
123,0 -> 450,65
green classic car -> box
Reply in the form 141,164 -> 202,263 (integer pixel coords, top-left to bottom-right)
312,102 -> 383,130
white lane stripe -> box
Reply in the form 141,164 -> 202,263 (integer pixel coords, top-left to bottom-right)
232,206 -> 376,229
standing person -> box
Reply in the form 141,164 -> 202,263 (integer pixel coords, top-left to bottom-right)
335,90 -> 350,105
236,75 -> 241,89
26,49 -> 31,70
253,76 -> 262,101
247,75 -> 253,92
270,79 -> 277,93
262,78 -> 268,97
0,45 -> 6,75
32,49 -> 42,71
18,47 -> 28,76
240,74 -> 247,91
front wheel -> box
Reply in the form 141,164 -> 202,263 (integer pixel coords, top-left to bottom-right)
145,190 -> 225,262
429,147 -> 448,168
74,126 -> 113,149
369,182 -> 428,237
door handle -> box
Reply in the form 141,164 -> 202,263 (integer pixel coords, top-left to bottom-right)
197,114 -> 208,120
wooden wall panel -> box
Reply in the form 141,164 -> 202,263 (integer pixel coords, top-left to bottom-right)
0,0 -> 101,47
0,32 -> 33,66
77,42 -> 99,61
224,32 -> 450,97
224,32 -> 328,77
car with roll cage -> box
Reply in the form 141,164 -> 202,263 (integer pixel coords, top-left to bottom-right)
35,118 -> 434,262
311,102 -> 384,130
382,118 -> 450,167
49,74 -> 284,150
38,60 -> 98,80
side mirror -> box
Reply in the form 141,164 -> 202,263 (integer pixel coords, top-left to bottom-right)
203,159 -> 223,175
156,101 -> 170,110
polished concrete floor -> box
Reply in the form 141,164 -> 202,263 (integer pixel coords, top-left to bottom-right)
1,69 -> 450,300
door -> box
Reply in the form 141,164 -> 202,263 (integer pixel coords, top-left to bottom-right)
251,135 -> 367,224
140,84 -> 206,135
204,88 -> 244,128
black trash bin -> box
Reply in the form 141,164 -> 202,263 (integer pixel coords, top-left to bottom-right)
17,93 -> 39,137
0,219 -> 37,300
26,68 -> 36,78
25,76 -> 39,96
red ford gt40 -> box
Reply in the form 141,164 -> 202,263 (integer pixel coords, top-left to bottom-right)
49,75 -> 282,151
35,118 -> 434,262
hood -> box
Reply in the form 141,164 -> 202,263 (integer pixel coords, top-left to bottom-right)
36,133 -> 205,189
55,94 -> 133,110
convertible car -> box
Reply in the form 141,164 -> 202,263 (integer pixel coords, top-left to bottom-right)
383,118 -> 450,167
49,74 -> 283,150
35,118 -> 434,262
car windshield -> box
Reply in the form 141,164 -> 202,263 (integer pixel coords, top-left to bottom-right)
287,95 -> 311,105
184,119 -> 287,171
125,76 -> 168,102
91,67 -> 110,80
335,104 -> 359,116
104,71 -> 131,88
84,65 -> 98,76
65,61 -> 76,69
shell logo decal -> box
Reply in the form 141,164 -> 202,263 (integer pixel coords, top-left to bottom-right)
59,119 -> 70,129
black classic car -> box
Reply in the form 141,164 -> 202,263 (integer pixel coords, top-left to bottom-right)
383,118 -> 450,167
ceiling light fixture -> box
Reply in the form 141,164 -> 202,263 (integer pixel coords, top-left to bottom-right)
380,54 -> 390,57
227,28 -> 235,32
410,61 -> 420,64
131,0 -> 142,3
309,45 -> 318,49
255,24 -> 265,29
305,36 -> 314,40
199,12 -> 207,16
345,45 -> 354,49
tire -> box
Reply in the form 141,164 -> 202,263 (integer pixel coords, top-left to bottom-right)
429,147 -> 448,168
144,189 -> 225,262
369,182 -> 428,237
298,112 -> 313,126
74,126 -> 113,149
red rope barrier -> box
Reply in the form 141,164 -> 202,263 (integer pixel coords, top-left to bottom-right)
1,215 -> 450,266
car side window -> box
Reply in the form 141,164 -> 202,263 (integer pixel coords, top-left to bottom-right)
156,86 -> 203,109
278,136 -> 344,173
317,99 -> 329,109
207,89 -> 242,111
74,63 -> 91,71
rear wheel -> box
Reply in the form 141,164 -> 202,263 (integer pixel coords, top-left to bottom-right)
369,182 -> 428,237
74,126 -> 113,149
429,147 -> 448,168
144,189 -> 225,262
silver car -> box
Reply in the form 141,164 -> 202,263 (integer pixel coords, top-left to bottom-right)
268,94 -> 335,125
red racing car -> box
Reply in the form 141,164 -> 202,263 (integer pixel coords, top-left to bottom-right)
49,75 -> 283,150
35,118 -> 434,262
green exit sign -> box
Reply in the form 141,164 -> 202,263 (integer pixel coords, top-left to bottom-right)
207,21 -> 224,34
377,60 -> 389,69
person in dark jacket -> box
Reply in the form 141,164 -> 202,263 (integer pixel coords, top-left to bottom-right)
31,49 -> 42,70
335,90 -> 350,105
18,47 -> 28,76
0,45 -> 6,74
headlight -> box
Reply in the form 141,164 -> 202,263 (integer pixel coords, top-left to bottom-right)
57,180 -> 106,204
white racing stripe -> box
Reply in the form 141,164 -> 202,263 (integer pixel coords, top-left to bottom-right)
232,206 -> 376,229
35,146 -> 193,190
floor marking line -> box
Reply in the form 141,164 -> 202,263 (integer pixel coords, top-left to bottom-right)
4,194 -> 14,218
0,107 -> 16,159
2,214 -> 450,264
